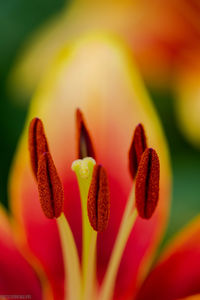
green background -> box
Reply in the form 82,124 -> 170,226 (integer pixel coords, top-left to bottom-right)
0,0 -> 199,249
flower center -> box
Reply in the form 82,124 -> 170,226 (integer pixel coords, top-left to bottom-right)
28,109 -> 160,300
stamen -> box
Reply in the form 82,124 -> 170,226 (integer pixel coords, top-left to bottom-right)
129,123 -> 147,179
99,186 -> 137,300
135,148 -> 160,219
87,165 -> 110,232
57,213 -> 82,300
37,152 -> 64,219
28,117 -> 49,179
29,120 -> 81,300
76,108 -> 96,159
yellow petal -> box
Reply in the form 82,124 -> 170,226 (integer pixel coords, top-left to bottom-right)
175,57 -> 200,148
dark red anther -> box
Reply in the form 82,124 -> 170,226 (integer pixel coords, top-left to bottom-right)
87,165 -> 110,232
129,123 -> 147,179
37,152 -> 64,219
28,118 -> 49,179
76,108 -> 96,159
135,148 -> 160,219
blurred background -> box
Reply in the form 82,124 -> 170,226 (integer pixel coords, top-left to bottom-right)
0,0 -> 200,247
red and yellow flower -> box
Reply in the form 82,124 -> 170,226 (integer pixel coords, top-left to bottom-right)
1,34 -> 199,300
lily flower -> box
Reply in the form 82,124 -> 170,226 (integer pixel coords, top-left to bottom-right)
8,0 -> 200,148
1,34 -> 197,300
9,0 -> 200,98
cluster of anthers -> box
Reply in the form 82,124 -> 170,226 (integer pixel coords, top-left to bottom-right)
28,108 -> 160,300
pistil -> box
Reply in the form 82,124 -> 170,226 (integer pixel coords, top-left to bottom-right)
71,157 -> 97,300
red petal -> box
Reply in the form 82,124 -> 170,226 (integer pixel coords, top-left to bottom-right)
0,206 -> 43,298
136,216 -> 200,300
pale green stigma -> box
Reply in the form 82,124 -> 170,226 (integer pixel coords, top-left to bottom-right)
72,157 -> 96,179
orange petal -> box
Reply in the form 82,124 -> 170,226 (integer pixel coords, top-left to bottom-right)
9,34 -> 171,299
136,216 -> 200,300
178,295 -> 200,300
9,0 -> 196,96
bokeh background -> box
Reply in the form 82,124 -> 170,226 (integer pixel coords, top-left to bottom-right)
0,0 -> 200,248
